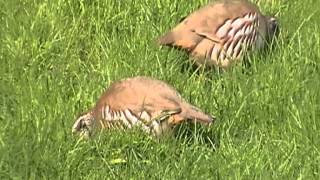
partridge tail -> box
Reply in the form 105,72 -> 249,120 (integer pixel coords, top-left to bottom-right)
180,102 -> 214,124
157,31 -> 176,46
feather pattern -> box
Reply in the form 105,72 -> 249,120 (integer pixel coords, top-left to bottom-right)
214,12 -> 258,61
99,105 -> 174,136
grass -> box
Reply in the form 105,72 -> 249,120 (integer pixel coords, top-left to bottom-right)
1,0 -> 320,179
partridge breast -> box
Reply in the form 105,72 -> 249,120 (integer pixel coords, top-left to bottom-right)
72,76 -> 214,137
158,0 -> 278,69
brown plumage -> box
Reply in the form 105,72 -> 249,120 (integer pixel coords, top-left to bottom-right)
158,0 -> 279,69
72,76 -> 214,137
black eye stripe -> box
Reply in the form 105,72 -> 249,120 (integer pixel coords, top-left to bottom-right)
80,120 -> 85,128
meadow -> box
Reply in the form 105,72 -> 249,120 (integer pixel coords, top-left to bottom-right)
1,0 -> 320,179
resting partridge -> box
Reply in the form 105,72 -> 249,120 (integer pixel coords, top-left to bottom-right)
158,0 -> 278,69
72,76 -> 214,137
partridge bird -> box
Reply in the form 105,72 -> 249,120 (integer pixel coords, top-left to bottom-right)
158,0 -> 279,69
72,76 -> 214,138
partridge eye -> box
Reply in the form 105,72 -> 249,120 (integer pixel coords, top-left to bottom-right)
79,119 -> 86,128
269,18 -> 279,35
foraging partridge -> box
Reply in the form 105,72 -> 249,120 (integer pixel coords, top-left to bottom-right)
72,76 -> 214,137
158,0 -> 278,69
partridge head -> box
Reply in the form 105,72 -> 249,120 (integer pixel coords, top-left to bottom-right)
158,0 -> 279,69
72,76 -> 214,138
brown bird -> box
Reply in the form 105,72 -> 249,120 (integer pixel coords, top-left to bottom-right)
72,76 -> 214,138
158,0 -> 279,69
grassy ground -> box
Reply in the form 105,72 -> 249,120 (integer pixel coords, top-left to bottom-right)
1,0 -> 320,179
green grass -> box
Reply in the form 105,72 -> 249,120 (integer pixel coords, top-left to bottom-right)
1,0 -> 320,179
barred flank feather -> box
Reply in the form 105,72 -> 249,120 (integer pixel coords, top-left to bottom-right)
98,105 -> 180,136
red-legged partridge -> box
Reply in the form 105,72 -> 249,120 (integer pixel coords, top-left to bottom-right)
72,76 -> 214,138
158,0 -> 279,69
